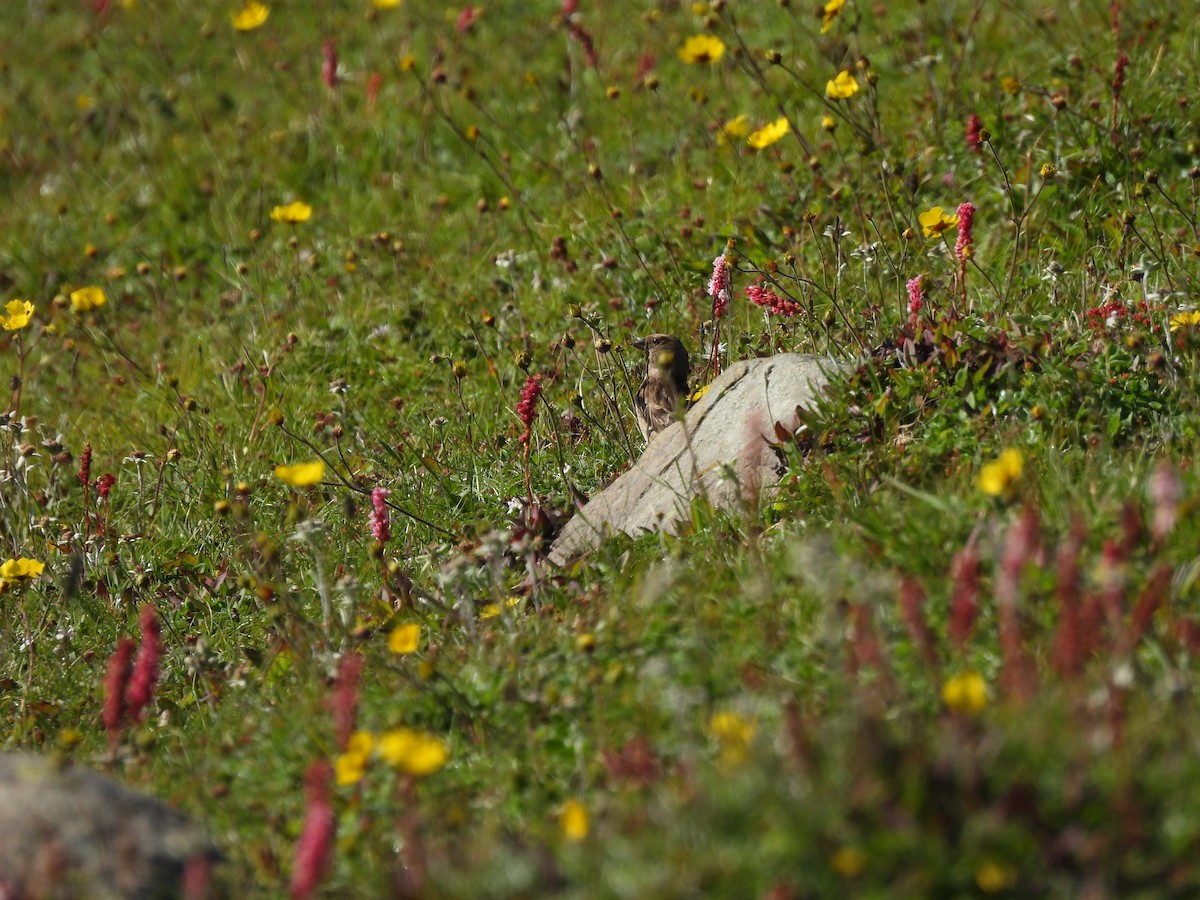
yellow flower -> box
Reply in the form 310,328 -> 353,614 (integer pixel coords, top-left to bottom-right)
820,0 -> 846,33
1,299 -> 34,331
1001,76 -> 1021,95
372,0 -> 401,7
831,846 -> 867,877
677,34 -> 725,65
821,115 -> 837,132
975,861 -> 1018,893
941,670 -> 988,715
709,710 -> 756,766
1169,310 -> 1200,332
388,622 -> 421,654
717,114 -> 750,146
69,286 -> 106,312
825,70 -> 860,100
334,731 -> 375,785
231,1 -> 269,31
269,201 -> 312,224
977,448 -> 1023,497
480,596 -> 523,619
0,558 -> 45,580
274,459 -> 326,487
918,206 -> 959,238
747,117 -> 791,150
689,384 -> 711,403
559,799 -> 589,842
378,728 -> 449,776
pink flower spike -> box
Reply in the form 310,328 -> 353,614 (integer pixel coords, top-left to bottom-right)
906,276 -> 924,317
745,284 -> 801,318
322,40 -> 338,90
707,253 -> 731,319
290,761 -> 336,899
125,604 -> 162,723
517,374 -> 544,445
456,5 -> 480,33
328,652 -> 365,750
965,114 -> 984,153
955,202 -> 976,263
102,637 -> 136,746
369,487 -> 391,545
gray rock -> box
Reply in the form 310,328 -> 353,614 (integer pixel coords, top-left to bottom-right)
549,353 -> 849,564
0,753 -> 217,899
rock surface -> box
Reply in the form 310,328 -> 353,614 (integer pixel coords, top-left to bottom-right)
549,353 -> 849,564
0,753 -> 217,899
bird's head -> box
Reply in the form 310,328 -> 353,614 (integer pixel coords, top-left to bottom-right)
633,333 -> 689,377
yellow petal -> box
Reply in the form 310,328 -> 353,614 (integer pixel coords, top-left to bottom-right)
379,728 -> 449,776
334,751 -> 367,785
825,70 -> 859,100
274,460 -> 325,487
232,1 -> 269,31
69,286 -> 106,312
559,800 -> 589,842
747,117 -> 791,150
269,201 -> 312,224
677,34 -> 725,65
942,671 -> 988,715
1,299 -> 34,331
388,622 -> 421,654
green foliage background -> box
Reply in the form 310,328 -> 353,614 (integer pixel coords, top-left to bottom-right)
1,0 -> 1200,895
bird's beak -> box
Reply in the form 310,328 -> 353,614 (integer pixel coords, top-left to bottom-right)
632,336 -> 647,350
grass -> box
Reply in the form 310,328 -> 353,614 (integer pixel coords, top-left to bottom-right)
2,0 -> 1200,896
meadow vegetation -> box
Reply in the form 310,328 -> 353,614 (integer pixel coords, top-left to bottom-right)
2,0 -> 1200,895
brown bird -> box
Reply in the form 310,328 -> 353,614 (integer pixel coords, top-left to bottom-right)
632,333 -> 690,441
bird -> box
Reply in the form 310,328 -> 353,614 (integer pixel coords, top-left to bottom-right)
632,333 -> 690,441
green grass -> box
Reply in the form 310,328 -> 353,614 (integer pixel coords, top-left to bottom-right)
3,0 -> 1200,896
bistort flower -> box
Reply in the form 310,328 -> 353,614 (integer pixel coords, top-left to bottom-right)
955,202 -> 976,262
745,284 -> 801,317
906,275 -> 924,316
677,34 -> 725,65
707,253 -> 731,318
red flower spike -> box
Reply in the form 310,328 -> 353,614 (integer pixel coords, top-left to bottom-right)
996,507 -> 1040,702
948,539 -> 981,649
327,652 -> 365,750
102,638 -> 136,747
322,40 -> 338,90
125,605 -> 162,723
290,761 -> 336,900
1052,518 -> 1087,678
